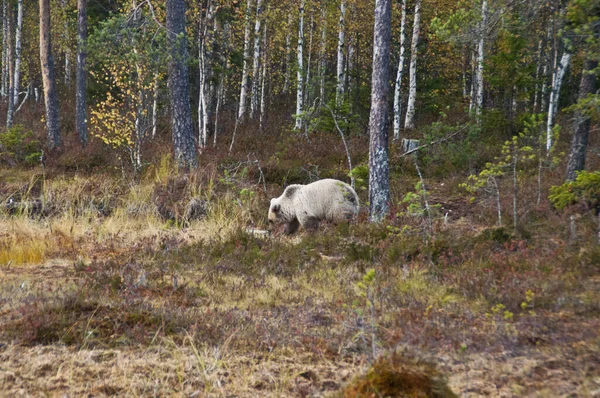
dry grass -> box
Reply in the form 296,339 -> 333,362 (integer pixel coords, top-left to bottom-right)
0,162 -> 599,397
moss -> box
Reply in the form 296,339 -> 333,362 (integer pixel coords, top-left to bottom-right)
340,350 -> 457,398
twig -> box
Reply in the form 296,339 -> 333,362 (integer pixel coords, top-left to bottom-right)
399,124 -> 469,157
324,104 -> 354,189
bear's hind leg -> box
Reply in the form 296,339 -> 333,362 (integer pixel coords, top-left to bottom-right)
300,216 -> 320,232
285,218 -> 300,235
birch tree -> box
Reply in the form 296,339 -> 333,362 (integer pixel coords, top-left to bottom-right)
283,14 -> 292,93
336,0 -> 346,106
294,0 -> 305,130
199,0 -> 215,149
319,6 -> 327,102
546,51 -> 571,151
368,0 -> 392,222
259,22 -> 268,130
12,0 -> 22,107
250,0 -> 263,118
5,3 -> 13,128
76,0 -> 88,146
473,0 -> 487,117
404,0 -> 421,130
238,0 -> 252,120
1,0 -> 7,97
392,0 -> 407,141
166,0 -> 196,168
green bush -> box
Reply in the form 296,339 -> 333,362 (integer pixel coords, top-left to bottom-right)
0,125 -> 42,166
549,171 -> 600,211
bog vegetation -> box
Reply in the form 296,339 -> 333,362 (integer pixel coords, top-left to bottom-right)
0,0 -> 599,396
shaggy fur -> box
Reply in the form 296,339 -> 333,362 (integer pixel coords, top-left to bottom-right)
268,179 -> 359,234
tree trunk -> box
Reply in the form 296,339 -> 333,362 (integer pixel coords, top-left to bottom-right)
1,0 -> 7,97
250,0 -> 263,118
259,22 -> 268,131
546,51 -> 571,151
283,14 -> 292,93
294,0 -> 305,130
238,0 -> 253,120
76,0 -> 88,146
199,0 -> 215,149
39,0 -> 61,148
566,59 -> 598,181
166,0 -> 197,168
403,0 -> 421,130
532,39 -> 543,112
12,0 -> 21,107
392,0 -> 407,141
474,0 -> 487,118
319,6 -> 327,102
6,3 -> 13,128
305,14 -> 314,108
336,0 -> 346,106
368,0 -> 391,222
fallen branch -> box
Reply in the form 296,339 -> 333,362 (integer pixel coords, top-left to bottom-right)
399,124 -> 469,157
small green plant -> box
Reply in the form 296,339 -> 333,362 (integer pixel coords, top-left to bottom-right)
0,125 -> 42,166
349,164 -> 369,192
352,268 -> 378,359
520,289 -> 536,316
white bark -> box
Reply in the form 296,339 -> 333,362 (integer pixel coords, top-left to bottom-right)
305,14 -> 314,108
151,73 -> 158,138
1,0 -> 7,97
250,0 -> 263,118
238,0 -> 252,120
404,0 -> 421,130
259,23 -> 267,130
546,51 -> 571,151
294,0 -> 305,130
392,0 -> 407,140
335,0 -> 346,106
474,0 -> 487,117
199,1 -> 215,149
283,14 -> 292,93
12,0 -> 22,106
319,7 -> 327,102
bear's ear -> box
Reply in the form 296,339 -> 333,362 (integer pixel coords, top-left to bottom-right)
284,185 -> 299,198
272,204 -> 281,213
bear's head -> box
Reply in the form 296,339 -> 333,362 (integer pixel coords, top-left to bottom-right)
268,199 -> 283,224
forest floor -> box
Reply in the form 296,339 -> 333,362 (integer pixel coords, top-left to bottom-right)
0,165 -> 599,397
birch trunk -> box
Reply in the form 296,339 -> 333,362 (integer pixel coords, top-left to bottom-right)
166,0 -> 197,168
392,0 -> 407,140
1,0 -> 7,97
283,14 -> 292,93
12,0 -> 21,107
335,0 -> 346,106
250,0 -> 263,118
199,0 -> 215,149
368,0 -> 391,222
546,51 -> 571,151
151,73 -> 158,138
305,14 -> 314,108
76,0 -> 88,146
238,0 -> 252,120
6,3 -> 13,128
404,0 -> 421,130
294,0 -> 305,130
39,0 -> 61,148
474,0 -> 487,117
565,59 -> 597,181
259,23 -> 267,131
319,7 -> 327,102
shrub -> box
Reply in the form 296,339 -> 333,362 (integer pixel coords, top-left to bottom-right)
0,125 -> 42,166
549,171 -> 600,212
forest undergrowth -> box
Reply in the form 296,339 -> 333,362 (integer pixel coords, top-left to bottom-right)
0,120 -> 599,397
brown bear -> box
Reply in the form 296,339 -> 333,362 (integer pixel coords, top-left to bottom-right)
268,179 -> 359,234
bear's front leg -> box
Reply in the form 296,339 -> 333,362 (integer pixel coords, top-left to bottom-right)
284,218 -> 300,235
300,216 -> 320,232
